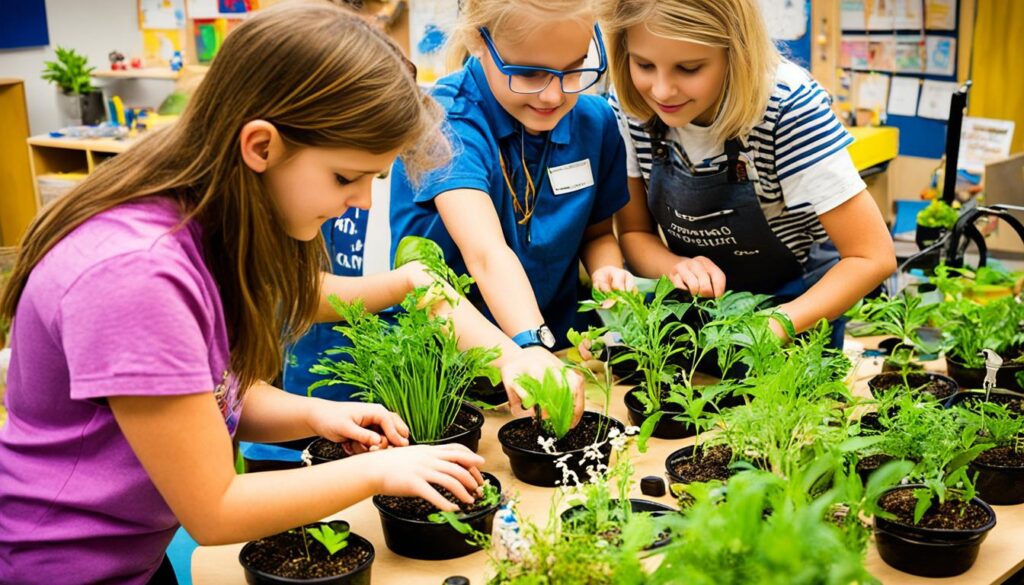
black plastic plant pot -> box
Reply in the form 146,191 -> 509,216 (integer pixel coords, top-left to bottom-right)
970,458 -> 1024,505
372,472 -> 503,560
465,376 -> 508,407
664,444 -> 738,486
623,387 -> 694,440
946,354 -> 1024,393
873,486 -> 996,578
413,402 -> 486,453
305,438 -> 350,466
944,388 -> 1024,412
867,371 -> 959,401
239,523 -> 374,585
560,498 -> 677,550
497,412 -> 626,487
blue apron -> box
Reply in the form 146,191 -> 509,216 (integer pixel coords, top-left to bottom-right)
241,209 -> 369,463
646,122 -> 845,347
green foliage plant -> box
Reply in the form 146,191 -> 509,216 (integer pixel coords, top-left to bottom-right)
916,199 -> 959,229
580,277 -> 693,415
309,288 -> 500,443
41,46 -> 96,95
516,369 -> 576,440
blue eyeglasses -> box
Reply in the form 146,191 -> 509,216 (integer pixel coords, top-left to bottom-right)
478,24 -> 607,95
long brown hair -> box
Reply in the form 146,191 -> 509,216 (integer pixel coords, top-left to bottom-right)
1,1 -> 449,393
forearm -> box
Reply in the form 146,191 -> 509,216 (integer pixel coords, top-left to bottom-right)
778,255 -> 893,333
194,455 -> 383,544
467,247 -> 545,336
444,293 -> 523,368
315,268 -> 412,322
580,232 -> 625,275
618,231 -> 682,278
234,382 -> 318,443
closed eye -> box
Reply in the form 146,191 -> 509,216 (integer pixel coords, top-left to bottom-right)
335,173 -> 353,187
678,65 -> 702,74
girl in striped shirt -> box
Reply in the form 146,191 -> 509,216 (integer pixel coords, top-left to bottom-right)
600,0 -> 895,343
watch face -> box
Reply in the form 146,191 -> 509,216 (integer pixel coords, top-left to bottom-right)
539,326 -> 556,348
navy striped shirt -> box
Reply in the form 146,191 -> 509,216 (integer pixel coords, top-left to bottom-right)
611,61 -> 866,262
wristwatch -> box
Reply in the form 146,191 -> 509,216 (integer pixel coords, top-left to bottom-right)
512,325 -> 556,349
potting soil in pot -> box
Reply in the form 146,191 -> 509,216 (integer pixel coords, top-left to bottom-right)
501,415 -> 609,452
241,528 -> 373,580
870,372 -> 957,400
376,483 -> 495,521
878,489 -> 990,531
668,445 -> 734,484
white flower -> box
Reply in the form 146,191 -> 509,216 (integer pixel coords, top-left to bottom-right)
537,435 -> 559,455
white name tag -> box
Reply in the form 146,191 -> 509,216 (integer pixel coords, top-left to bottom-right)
547,159 -> 594,196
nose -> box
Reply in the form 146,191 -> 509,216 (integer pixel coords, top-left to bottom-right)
650,70 -> 678,103
536,76 -> 565,106
353,181 -> 373,211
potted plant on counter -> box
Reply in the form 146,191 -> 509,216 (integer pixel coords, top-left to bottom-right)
41,47 -> 106,126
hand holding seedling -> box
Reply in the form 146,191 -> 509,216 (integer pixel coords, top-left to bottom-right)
307,402 -> 410,454
590,266 -> 637,294
668,255 -> 726,298
365,444 -> 486,512
502,346 -> 585,427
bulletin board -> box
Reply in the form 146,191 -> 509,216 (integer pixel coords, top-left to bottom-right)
764,0 -> 813,69
0,0 -> 50,50
835,0 -> 965,158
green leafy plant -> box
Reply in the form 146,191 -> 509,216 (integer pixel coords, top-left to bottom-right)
428,481 -> 503,533
649,467 -> 880,585
692,291 -> 790,380
41,46 -> 96,95
846,293 -> 945,384
582,277 -> 692,415
916,198 -> 959,229
935,296 -> 1024,368
516,369 -> 576,440
931,263 -> 1024,302
960,401 -> 1024,455
305,521 -> 350,555
393,235 -> 474,297
309,288 -> 501,443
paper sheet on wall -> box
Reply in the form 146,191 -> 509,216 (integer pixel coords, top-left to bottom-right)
142,29 -> 183,66
841,0 -> 867,30
869,38 -> 896,71
139,0 -> 185,30
887,76 -> 921,116
918,80 -> 958,120
892,0 -> 925,29
759,0 -> 807,41
894,36 -> 925,72
841,36 -> 870,69
925,0 -> 956,30
408,0 -> 460,83
854,73 -> 890,113
925,36 -> 956,76
867,0 -> 896,30
958,117 -> 1016,173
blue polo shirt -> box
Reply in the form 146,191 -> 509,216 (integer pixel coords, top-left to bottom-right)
241,209 -> 368,463
389,57 -> 629,348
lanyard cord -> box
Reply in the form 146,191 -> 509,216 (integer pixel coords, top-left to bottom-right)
499,129 -> 538,225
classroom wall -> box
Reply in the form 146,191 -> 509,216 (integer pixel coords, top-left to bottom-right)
0,0 -> 174,135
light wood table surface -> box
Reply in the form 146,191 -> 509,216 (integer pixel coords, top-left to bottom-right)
193,340 -> 1024,584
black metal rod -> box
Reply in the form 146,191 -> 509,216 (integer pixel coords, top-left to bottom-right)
941,81 -> 972,205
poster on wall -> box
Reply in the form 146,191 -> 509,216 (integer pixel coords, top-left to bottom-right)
408,0 -> 460,83
840,36 -> 870,69
869,38 -> 896,71
958,117 -> 1016,173
758,0 -> 807,41
894,36 -> 925,73
840,0 -> 866,30
892,0 -> 925,29
139,0 -> 185,30
925,0 -> 956,30
854,72 -> 891,114
918,79 -> 958,120
888,76 -> 921,116
142,29 -> 184,66
924,36 -> 956,76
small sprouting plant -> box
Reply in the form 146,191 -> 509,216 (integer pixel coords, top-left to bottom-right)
935,296 -> 1024,368
517,369 -> 576,440
691,291 -> 790,381
581,276 -> 692,415
299,521 -> 350,560
393,235 -> 474,297
309,287 -> 501,443
428,481 -> 503,533
960,401 -> 1024,454
916,198 -> 959,229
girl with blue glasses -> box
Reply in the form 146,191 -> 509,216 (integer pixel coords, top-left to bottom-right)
390,0 -> 634,379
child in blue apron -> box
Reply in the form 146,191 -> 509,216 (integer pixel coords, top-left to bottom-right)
241,210 -> 369,469
601,0 -> 895,345
390,0 -> 634,354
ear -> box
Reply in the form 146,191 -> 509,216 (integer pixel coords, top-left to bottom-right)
467,36 -> 486,60
239,120 -> 281,174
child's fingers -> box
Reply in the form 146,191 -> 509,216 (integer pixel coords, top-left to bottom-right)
416,482 -> 460,512
377,412 -> 409,447
426,470 -> 475,505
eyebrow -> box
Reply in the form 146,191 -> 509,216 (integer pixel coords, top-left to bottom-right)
512,54 -> 588,70
338,169 -> 390,180
630,53 -> 709,67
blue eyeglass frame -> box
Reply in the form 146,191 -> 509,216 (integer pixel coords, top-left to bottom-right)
478,23 -> 608,95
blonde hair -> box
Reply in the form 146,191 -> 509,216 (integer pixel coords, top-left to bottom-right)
600,0 -> 780,143
447,0 -> 598,71
2,1 -> 449,394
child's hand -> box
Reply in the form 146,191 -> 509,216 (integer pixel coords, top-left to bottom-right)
590,266 -> 636,293
502,347 -> 586,427
365,444 -> 485,511
308,402 -> 410,453
669,256 -> 726,297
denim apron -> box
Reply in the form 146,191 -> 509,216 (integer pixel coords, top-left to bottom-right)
645,122 -> 845,347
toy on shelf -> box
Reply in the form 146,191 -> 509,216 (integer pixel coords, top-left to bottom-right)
108,50 -> 127,71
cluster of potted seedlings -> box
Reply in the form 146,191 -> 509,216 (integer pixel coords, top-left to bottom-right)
238,244 -> 1024,584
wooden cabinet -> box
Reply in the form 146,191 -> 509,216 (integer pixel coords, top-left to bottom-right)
0,80 -> 36,247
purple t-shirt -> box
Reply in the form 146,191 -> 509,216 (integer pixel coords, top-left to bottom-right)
0,197 -> 242,584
